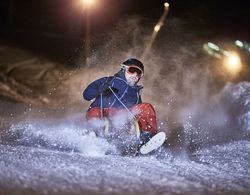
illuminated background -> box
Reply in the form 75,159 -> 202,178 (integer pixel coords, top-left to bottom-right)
0,0 -> 250,123
0,1 -> 250,194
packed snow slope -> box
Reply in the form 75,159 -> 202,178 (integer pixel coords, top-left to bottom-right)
0,82 -> 250,195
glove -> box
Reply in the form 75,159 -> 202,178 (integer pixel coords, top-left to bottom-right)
98,82 -> 110,94
98,78 -> 118,96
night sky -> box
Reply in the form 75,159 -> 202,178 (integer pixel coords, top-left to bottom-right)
0,0 -> 249,65
0,0 -> 249,39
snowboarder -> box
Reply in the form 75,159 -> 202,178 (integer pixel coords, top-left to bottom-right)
83,58 -> 159,150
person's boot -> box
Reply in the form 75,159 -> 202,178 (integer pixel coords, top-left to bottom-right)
138,131 -> 155,147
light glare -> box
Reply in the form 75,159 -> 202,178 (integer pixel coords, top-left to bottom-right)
154,25 -> 161,32
164,2 -> 170,8
207,42 -> 220,51
81,0 -> 96,7
235,40 -> 243,48
223,52 -> 242,74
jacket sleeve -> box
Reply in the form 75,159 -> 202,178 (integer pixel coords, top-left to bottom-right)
111,78 -> 127,93
138,86 -> 143,103
138,95 -> 142,103
83,77 -> 107,101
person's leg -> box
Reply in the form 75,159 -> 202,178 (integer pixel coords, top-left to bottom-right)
86,107 -> 121,136
85,108 -> 104,136
86,107 -> 120,120
86,107 -> 102,120
131,103 -> 157,134
131,103 -> 158,145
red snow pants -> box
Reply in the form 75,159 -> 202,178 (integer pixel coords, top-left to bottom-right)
86,103 -> 157,134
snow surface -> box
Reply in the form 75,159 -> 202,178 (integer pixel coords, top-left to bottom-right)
0,82 -> 250,195
0,141 -> 249,195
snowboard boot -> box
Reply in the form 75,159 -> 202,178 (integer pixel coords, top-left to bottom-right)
138,131 -> 155,147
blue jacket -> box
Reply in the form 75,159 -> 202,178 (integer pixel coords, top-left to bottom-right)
83,70 -> 143,109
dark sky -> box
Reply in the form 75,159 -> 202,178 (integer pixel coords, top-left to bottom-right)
0,0 -> 249,66
0,0 -> 249,40
170,0 -> 250,39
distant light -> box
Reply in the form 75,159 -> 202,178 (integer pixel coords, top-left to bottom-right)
81,0 -> 96,8
223,52 -> 242,74
207,42 -> 220,51
203,44 -> 222,59
164,2 -> 170,8
154,24 -> 161,32
235,40 -> 244,48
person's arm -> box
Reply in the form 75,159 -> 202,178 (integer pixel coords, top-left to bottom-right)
83,77 -> 107,101
138,86 -> 143,103
138,95 -> 142,103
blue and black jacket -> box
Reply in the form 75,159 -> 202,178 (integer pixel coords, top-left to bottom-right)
83,70 -> 143,109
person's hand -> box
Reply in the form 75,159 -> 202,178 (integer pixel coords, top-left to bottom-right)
98,82 -> 110,94
98,79 -> 118,96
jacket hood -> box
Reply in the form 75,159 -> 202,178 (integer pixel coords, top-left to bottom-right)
114,70 -> 126,80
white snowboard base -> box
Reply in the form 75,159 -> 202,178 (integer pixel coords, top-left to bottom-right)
139,132 -> 167,155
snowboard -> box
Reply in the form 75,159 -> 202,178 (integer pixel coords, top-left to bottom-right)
139,132 -> 167,155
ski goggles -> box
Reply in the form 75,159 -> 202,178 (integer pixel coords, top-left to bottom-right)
125,66 -> 144,77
